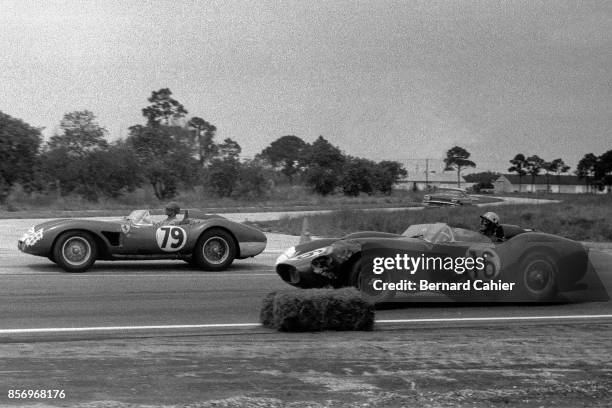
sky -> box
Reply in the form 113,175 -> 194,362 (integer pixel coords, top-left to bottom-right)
1,0 -> 610,175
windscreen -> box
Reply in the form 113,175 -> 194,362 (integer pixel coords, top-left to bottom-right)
402,223 -> 451,243
126,210 -> 151,224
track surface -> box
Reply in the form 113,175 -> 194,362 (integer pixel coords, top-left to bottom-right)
1,216 -> 611,341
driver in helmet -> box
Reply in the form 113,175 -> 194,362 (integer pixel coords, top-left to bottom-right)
479,211 -> 505,242
157,202 -> 189,226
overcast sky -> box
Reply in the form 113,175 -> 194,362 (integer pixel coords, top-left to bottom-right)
1,0 -> 610,174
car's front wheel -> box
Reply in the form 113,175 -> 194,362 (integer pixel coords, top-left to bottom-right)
53,231 -> 97,273
193,229 -> 237,271
349,258 -> 396,303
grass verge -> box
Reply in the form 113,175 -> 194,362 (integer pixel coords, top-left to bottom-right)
1,324 -> 610,407
0,185 -> 501,219
0,188 -> 426,219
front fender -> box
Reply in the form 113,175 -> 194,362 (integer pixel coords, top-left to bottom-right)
186,217 -> 267,258
19,219 -> 119,257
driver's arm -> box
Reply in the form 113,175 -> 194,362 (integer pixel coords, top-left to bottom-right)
495,226 -> 506,242
177,209 -> 190,225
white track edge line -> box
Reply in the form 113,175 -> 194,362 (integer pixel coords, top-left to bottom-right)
1,314 -> 612,334
376,314 -> 612,323
0,323 -> 261,334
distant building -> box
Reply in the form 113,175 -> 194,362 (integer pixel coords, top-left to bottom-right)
493,174 -> 590,194
396,172 -> 473,191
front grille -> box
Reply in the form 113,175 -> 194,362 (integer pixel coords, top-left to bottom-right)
276,264 -> 300,284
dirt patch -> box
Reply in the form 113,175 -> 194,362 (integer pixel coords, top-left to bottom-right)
1,324 -> 611,407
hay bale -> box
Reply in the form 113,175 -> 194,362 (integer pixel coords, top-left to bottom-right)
260,288 -> 375,331
259,291 -> 276,327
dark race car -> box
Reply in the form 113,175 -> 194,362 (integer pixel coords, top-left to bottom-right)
275,223 -> 589,302
18,209 -> 267,272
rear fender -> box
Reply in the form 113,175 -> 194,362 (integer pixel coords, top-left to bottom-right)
520,245 -> 588,288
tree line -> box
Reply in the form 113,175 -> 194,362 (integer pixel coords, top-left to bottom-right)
507,152 -> 612,192
2,89 -> 609,204
0,88 -> 407,203
461,151 -> 612,193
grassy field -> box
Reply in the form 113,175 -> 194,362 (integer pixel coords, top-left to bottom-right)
0,185 -> 426,217
0,185 -> 500,219
254,194 -> 612,241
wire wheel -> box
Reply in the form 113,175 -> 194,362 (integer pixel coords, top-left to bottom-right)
53,232 -> 97,273
202,236 -> 230,265
193,229 -> 237,271
61,237 -> 91,266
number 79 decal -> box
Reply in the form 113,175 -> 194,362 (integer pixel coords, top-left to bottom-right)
156,226 -> 187,252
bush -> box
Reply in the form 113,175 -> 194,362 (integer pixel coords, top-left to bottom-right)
127,125 -> 199,200
234,160 -> 271,199
341,159 -> 375,196
260,288 -> 375,332
304,165 -> 340,196
205,157 -> 240,197
303,136 -> 345,195
340,159 -> 407,197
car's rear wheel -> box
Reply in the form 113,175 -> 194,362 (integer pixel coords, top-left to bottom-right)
53,231 -> 97,273
349,258 -> 396,303
517,252 -> 558,301
193,228 -> 236,271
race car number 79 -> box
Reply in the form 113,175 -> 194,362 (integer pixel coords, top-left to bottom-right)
156,226 -> 187,252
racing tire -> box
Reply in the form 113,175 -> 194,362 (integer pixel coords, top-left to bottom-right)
53,231 -> 97,273
517,252 -> 558,301
349,258 -> 396,303
193,228 -> 237,271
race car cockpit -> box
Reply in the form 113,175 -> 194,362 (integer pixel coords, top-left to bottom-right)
403,223 -> 493,244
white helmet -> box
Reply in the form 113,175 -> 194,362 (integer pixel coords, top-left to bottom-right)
480,211 -> 500,225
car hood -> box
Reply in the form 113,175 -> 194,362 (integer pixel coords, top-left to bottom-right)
32,218 -> 125,231
34,219 -> 88,229
292,236 -> 430,255
32,213 -> 229,230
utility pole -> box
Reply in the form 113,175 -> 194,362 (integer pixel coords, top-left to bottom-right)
425,158 -> 429,190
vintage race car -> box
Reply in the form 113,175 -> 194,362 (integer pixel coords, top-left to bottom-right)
18,209 -> 267,272
423,187 -> 474,206
275,223 -> 589,302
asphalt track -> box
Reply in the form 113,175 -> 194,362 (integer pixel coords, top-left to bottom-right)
1,213 -> 611,341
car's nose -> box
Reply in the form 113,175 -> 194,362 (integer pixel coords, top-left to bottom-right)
276,264 -> 301,284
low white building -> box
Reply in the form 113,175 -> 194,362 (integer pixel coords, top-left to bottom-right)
493,174 -> 591,194
396,172 -> 472,191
